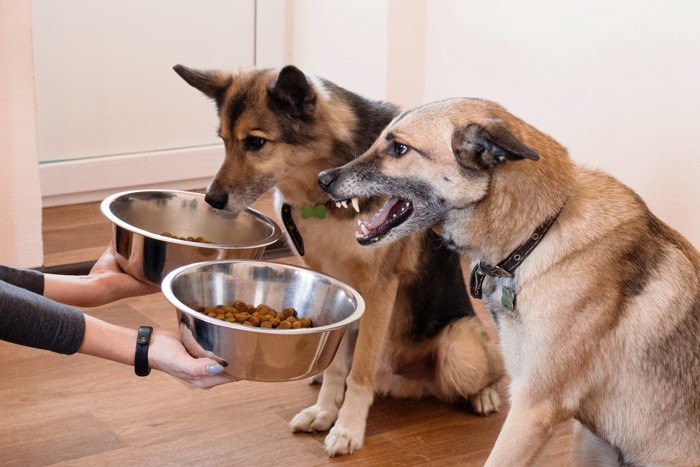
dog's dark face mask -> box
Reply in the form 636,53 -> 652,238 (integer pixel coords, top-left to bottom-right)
318,100 -> 539,247
172,64 -> 318,213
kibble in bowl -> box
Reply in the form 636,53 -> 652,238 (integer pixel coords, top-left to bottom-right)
202,301 -> 313,329
162,260 -> 365,382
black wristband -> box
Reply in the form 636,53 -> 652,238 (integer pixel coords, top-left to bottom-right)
134,326 -> 153,377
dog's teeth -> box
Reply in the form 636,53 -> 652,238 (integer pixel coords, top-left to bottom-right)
341,200 -> 348,209
360,224 -> 370,235
336,202 -> 342,208
357,220 -> 362,226
351,198 -> 360,213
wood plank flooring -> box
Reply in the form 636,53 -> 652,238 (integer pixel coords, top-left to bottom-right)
0,192 -> 575,466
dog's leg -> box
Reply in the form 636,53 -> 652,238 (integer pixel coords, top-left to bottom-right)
571,421 -> 621,467
290,335 -> 351,432
435,317 -> 504,415
484,393 -> 564,466
323,278 -> 399,457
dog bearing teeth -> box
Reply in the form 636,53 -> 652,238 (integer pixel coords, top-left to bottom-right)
351,198 -> 360,213
360,224 -> 370,235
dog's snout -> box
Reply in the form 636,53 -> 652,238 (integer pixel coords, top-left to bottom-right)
205,191 -> 228,210
317,170 -> 338,192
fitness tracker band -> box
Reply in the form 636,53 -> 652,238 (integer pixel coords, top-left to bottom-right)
134,326 -> 153,377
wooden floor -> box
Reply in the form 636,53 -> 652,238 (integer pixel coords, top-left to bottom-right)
0,192 -> 575,466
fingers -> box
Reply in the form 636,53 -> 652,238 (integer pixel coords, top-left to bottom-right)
190,374 -> 238,389
149,330 -> 237,388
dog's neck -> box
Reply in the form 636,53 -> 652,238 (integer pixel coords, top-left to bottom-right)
443,143 -> 575,265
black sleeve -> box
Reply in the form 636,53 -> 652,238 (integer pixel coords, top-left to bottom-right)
0,265 -> 45,295
0,274 -> 86,355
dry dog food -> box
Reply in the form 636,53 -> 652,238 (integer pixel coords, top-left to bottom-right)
161,232 -> 213,243
201,300 -> 313,329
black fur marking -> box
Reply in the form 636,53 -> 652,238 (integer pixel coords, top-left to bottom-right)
403,230 -> 476,342
320,79 -> 399,154
618,237 -> 662,300
226,92 -> 248,133
267,65 -> 316,119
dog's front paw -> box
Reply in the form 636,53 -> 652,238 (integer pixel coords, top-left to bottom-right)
290,404 -> 338,433
324,422 -> 365,457
469,385 -> 501,416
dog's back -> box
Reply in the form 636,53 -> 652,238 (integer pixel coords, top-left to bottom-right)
563,167 -> 700,464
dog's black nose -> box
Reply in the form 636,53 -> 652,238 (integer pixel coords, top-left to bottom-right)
205,191 -> 228,210
317,170 -> 337,192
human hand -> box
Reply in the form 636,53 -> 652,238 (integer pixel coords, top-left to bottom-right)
148,330 -> 236,388
88,241 -> 160,305
44,241 -> 159,307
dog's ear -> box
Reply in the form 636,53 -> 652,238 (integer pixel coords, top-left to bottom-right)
267,65 -> 317,118
172,64 -> 231,100
452,120 -> 539,170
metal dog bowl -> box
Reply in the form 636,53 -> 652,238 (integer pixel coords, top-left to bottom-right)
101,190 -> 282,285
162,260 -> 365,382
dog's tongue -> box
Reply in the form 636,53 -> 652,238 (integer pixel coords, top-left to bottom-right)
363,197 -> 402,231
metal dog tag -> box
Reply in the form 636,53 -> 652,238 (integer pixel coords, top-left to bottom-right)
501,287 -> 515,312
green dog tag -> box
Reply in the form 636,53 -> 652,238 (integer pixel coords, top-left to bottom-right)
301,204 -> 326,219
501,287 -> 515,311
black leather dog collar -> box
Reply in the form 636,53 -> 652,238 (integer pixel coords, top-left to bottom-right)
134,326 -> 153,377
282,203 -> 305,256
469,206 -> 563,299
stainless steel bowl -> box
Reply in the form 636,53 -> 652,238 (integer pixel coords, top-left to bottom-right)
101,190 -> 282,285
162,260 -> 365,382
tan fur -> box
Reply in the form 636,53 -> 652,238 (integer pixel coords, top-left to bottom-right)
320,97 -> 700,465
174,68 -> 504,457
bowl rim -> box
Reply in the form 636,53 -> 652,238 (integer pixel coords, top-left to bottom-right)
100,189 -> 282,249
161,259 -> 366,335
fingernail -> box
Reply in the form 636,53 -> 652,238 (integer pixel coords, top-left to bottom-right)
206,363 -> 225,375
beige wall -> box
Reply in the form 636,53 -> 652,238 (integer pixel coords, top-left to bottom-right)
0,0 -> 44,267
422,0 -> 700,247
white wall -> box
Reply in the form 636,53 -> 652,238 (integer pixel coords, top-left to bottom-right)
33,0 -> 255,163
0,0 -> 44,268
423,0 -> 700,248
34,0 -> 257,207
288,0 -> 389,101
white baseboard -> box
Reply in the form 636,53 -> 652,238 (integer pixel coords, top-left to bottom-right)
39,145 -> 224,207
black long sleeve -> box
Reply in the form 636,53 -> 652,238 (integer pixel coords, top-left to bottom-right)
0,266 -> 85,355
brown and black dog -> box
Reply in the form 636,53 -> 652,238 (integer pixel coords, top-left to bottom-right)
173,67 -> 503,456
318,97 -> 700,465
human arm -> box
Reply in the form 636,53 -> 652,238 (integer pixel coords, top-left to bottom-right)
79,315 -> 233,388
42,241 -> 159,307
1,254 -> 234,388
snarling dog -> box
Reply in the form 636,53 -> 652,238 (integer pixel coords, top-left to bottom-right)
173,67 -> 504,456
318,97 -> 700,466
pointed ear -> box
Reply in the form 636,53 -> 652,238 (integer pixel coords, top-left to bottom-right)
452,120 -> 539,170
172,64 -> 231,100
267,65 -> 316,118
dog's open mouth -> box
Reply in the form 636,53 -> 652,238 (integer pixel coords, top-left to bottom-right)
337,196 -> 413,246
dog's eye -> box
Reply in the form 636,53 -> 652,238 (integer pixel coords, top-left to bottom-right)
391,142 -> 409,157
245,136 -> 267,151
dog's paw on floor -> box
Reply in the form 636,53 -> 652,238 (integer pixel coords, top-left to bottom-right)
469,385 -> 501,416
290,404 -> 338,433
324,423 -> 365,457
